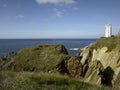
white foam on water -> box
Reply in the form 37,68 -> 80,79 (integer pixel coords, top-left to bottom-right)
70,48 -> 79,51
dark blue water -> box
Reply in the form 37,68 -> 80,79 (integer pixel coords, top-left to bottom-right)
0,39 -> 97,57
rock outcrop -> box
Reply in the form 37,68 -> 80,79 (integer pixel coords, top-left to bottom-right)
65,56 -> 82,78
58,55 -> 83,78
79,36 -> 120,87
1,35 -> 120,88
113,72 -> 120,89
0,58 -> 3,68
84,61 -> 104,85
0,44 -> 82,78
0,44 -> 68,72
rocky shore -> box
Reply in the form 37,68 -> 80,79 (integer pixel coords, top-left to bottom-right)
0,35 -> 120,89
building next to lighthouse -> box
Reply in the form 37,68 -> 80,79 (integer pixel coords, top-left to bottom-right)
105,24 -> 112,37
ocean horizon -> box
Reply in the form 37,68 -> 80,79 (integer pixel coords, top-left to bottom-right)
0,39 -> 97,57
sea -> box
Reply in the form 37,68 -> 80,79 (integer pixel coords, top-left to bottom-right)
0,39 -> 97,57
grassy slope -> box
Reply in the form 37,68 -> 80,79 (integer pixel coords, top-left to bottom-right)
1,41 -> 119,90
90,34 -> 120,52
0,71 -> 109,90
7,44 -> 67,72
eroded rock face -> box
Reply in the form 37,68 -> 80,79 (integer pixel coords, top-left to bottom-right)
91,46 -> 120,86
79,46 -> 90,65
79,44 -> 120,86
91,46 -> 120,69
113,72 -> 120,90
0,58 -> 3,69
84,61 -> 104,85
58,55 -> 83,78
65,56 -> 82,78
102,66 -> 114,86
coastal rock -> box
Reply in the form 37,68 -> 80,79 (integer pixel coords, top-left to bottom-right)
79,36 -> 120,86
79,46 -> 90,65
0,58 -> 2,64
57,55 -> 82,78
1,44 -> 68,72
91,46 -> 120,69
65,56 -> 82,78
91,46 -> 120,86
2,52 -> 17,61
0,58 -> 3,69
80,45 -> 120,86
79,44 -> 93,66
102,66 -> 114,86
0,44 -> 83,78
1,52 -> 17,70
84,60 -> 104,85
113,71 -> 120,90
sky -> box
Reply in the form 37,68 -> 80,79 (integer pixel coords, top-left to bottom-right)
0,0 -> 120,39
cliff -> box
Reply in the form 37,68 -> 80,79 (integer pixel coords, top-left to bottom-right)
79,34 -> 120,87
1,36 -> 120,89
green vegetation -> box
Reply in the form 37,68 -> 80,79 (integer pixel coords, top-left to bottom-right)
0,58 -> 2,65
0,71 -> 110,90
3,44 -> 68,72
90,34 -> 120,52
1,43 -> 119,90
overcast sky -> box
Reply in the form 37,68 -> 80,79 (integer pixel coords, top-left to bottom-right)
0,0 -> 120,39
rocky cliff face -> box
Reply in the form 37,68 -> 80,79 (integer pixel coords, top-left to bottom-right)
1,37 -> 120,88
79,40 -> 120,87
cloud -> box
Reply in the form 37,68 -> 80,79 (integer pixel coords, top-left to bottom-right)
35,0 -> 76,4
54,9 -> 64,17
15,15 -> 24,19
56,11 -> 63,17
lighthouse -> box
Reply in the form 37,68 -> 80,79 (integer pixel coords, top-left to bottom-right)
105,24 -> 112,37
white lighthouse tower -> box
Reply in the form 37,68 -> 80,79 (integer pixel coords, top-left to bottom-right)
105,24 -> 112,37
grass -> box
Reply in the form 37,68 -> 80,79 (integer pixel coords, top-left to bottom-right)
90,35 -> 120,52
0,58 -> 2,65
0,71 -> 110,90
2,44 -> 68,72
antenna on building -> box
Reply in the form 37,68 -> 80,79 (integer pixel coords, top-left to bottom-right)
105,24 -> 112,37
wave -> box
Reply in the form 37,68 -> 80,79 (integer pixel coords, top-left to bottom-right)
70,48 -> 79,51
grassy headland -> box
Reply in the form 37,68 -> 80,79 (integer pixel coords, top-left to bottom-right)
90,34 -> 120,52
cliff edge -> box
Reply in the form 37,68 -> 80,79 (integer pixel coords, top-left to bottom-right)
79,34 -> 120,88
